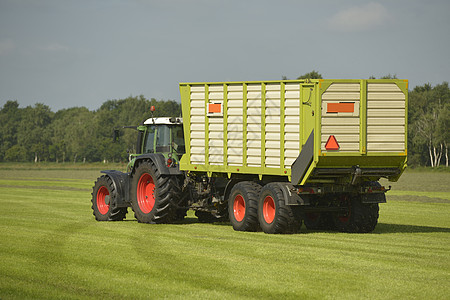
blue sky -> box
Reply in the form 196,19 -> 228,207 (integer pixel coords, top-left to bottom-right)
1,0 -> 449,111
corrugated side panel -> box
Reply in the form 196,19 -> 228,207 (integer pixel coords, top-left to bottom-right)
208,85 -> 224,165
284,83 -> 301,168
367,83 -> 406,152
246,83 -> 262,167
321,83 -> 360,152
190,86 -> 206,164
186,81 -> 303,171
265,83 -> 281,168
227,84 -> 244,166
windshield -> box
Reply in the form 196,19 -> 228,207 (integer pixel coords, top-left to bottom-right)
142,124 -> 185,154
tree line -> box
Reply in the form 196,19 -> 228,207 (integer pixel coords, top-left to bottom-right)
0,79 -> 448,167
0,96 -> 181,163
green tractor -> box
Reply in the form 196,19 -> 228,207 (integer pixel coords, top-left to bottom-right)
91,108 -> 228,224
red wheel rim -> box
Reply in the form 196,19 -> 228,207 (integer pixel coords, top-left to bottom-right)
137,173 -> 155,213
96,186 -> 110,215
263,196 -> 275,224
233,194 -> 245,222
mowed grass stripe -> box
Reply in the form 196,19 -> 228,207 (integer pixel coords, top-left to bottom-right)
1,168 -> 450,299
0,178 -> 92,190
387,190 -> 450,201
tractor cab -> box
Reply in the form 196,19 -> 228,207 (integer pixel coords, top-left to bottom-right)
128,109 -> 185,173
140,117 -> 185,155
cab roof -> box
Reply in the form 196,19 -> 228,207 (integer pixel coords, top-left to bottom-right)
143,117 -> 183,125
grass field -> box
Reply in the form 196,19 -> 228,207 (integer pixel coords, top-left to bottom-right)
0,164 -> 449,299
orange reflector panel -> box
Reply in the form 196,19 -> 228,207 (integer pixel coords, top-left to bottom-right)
327,102 -> 354,113
208,103 -> 222,113
325,135 -> 340,150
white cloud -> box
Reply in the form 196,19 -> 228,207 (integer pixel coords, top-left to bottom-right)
0,39 -> 15,55
328,2 -> 390,32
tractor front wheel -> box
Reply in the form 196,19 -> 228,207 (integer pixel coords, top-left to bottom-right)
91,175 -> 127,221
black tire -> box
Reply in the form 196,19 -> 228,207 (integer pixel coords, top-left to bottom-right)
91,175 -> 127,221
333,194 -> 379,233
130,160 -> 179,224
258,183 -> 301,234
304,212 -> 334,231
174,208 -> 188,221
228,181 -> 261,232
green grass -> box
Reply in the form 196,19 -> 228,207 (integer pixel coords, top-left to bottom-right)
0,165 -> 449,299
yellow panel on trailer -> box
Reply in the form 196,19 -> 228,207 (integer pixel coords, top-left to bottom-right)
179,79 -> 408,185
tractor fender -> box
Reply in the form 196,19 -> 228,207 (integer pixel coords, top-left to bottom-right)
134,153 -> 183,176
100,170 -> 130,207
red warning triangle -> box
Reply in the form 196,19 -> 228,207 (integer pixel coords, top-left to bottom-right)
325,135 -> 340,150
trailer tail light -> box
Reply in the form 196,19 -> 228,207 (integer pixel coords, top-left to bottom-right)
325,135 -> 340,150
167,158 -> 173,167
297,187 -> 321,194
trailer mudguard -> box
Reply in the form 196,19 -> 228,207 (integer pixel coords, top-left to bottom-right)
135,153 -> 183,175
291,130 -> 314,186
100,170 -> 130,208
274,182 -> 311,206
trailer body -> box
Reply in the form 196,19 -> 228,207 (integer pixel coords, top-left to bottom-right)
179,79 -> 408,185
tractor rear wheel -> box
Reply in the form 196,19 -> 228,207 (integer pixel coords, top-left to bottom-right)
258,183 -> 301,234
228,181 -> 260,232
130,160 -> 179,223
91,175 -> 127,221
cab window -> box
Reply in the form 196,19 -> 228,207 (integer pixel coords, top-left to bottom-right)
143,126 -> 155,153
156,125 -> 171,152
171,125 -> 185,154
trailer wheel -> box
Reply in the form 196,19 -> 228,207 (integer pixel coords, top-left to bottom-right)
130,160 -> 178,223
333,195 -> 379,233
91,175 -> 127,221
258,183 -> 301,234
228,182 -> 260,231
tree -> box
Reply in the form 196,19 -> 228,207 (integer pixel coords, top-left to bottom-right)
16,103 -> 53,162
0,100 -> 21,161
409,82 -> 449,167
380,74 -> 398,79
436,103 -> 450,167
297,70 -> 323,80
